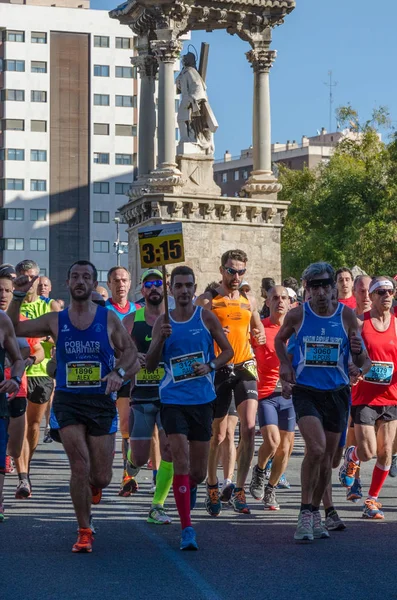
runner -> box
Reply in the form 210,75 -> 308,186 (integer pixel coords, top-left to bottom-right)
8,260 -> 140,552
13,260 -> 61,497
336,267 -> 356,310
260,277 -> 276,319
0,308 -> 25,521
275,262 -> 367,543
123,268 -> 174,524
105,266 -> 137,495
196,249 -> 265,516
37,276 -> 52,299
146,266 -> 233,550
339,277 -> 397,519
249,286 -> 295,511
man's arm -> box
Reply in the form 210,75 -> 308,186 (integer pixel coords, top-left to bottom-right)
194,310 -> 233,375
145,315 -> 171,372
343,307 -> 368,368
0,315 -> 25,397
122,312 -> 136,336
249,296 -> 266,345
275,307 -> 302,384
50,299 -> 62,312
24,341 -> 45,369
105,312 -> 140,394
7,306 -> 56,340
194,291 -> 213,311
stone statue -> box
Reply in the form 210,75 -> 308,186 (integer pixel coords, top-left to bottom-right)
176,52 -> 218,155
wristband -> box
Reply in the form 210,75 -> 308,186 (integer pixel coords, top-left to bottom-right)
28,355 -> 37,365
13,291 -> 27,299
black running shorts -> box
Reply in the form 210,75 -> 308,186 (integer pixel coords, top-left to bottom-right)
213,364 -> 258,420
292,384 -> 349,434
52,391 -> 117,437
351,404 -> 397,426
160,402 -> 214,442
27,376 -> 54,405
8,396 -> 27,418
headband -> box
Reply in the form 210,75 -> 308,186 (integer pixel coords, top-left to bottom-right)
369,280 -> 394,294
306,278 -> 333,288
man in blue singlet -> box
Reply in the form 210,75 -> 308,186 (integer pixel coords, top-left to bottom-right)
146,266 -> 233,551
275,262 -> 368,543
8,261 -> 140,553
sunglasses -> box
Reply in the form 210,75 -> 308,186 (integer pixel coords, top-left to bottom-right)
224,267 -> 246,276
143,280 -> 163,288
374,289 -> 394,296
306,278 -> 333,290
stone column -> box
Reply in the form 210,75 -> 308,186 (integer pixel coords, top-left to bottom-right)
131,52 -> 158,177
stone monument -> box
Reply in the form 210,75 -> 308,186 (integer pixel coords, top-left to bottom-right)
109,0 -> 296,299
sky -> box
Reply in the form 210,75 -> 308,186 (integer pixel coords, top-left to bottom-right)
94,0 -> 397,159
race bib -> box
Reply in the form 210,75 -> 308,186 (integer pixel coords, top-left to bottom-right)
242,359 -> 258,380
304,342 -> 340,367
364,361 -> 394,385
170,352 -> 205,383
135,363 -> 165,387
66,361 -> 101,387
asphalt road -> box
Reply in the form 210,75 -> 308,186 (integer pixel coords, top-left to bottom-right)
2,430 -> 397,600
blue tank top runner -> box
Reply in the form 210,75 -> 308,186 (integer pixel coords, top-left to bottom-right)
105,298 -> 136,320
159,306 -> 216,405
292,302 -> 350,390
56,306 -> 116,397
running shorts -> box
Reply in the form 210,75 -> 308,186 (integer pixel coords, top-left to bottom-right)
351,404 -> 397,426
27,376 -> 54,405
258,392 -> 296,432
52,391 -> 117,437
160,402 -> 213,442
130,401 -> 163,440
8,396 -> 27,419
213,362 -> 258,419
292,384 -> 349,434
117,380 -> 131,399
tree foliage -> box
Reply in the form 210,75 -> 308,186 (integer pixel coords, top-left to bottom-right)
280,107 -> 397,279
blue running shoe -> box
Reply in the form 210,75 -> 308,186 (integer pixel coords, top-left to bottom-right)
277,474 -> 291,489
265,458 -> 273,480
362,498 -> 384,520
339,446 -> 360,488
190,486 -> 197,510
180,526 -> 198,551
346,478 -> 362,503
205,483 -> 221,516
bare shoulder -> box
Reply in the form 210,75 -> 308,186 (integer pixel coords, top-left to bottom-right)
0,311 -> 13,331
195,291 -> 214,310
201,307 -> 218,327
122,312 -> 136,334
50,299 -> 62,312
287,304 -> 304,327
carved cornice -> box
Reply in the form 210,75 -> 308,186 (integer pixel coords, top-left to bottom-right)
131,54 -> 158,78
246,48 -> 277,73
151,38 -> 183,63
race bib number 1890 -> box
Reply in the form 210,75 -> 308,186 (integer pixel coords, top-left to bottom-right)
304,342 -> 340,367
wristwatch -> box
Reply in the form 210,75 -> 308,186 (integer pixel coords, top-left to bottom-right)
115,367 -> 126,379
209,361 -> 217,371
11,376 -> 22,386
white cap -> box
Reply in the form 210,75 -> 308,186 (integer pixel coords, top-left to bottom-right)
286,287 -> 297,299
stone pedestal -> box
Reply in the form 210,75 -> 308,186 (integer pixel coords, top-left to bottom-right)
176,154 -> 221,196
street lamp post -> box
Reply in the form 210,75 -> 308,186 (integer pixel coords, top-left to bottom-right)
113,216 -> 128,266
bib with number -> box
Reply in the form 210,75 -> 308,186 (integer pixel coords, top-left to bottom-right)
135,363 -> 165,387
242,359 -> 258,380
364,361 -> 394,385
304,342 -> 340,367
170,352 -> 205,383
66,361 -> 101,388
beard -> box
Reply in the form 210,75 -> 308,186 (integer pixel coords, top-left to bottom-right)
70,288 -> 92,301
147,293 -> 163,306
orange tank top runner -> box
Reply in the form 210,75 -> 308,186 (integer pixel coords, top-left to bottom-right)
211,294 -> 253,364
352,312 -> 397,406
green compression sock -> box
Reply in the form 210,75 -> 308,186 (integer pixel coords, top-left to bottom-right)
152,460 -> 173,507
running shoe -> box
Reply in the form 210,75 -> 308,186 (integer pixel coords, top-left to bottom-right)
389,455 -> 397,478
72,528 -> 94,553
15,479 -> 31,499
118,470 -> 138,497
220,480 -> 235,503
362,498 -> 384,520
5,455 -> 15,474
205,483 -> 222,516
339,446 -> 360,488
277,474 -> 291,489
324,510 -> 346,531
249,465 -> 265,501
229,488 -> 250,514
294,510 -> 313,543
43,428 -> 53,444
90,485 -> 102,505
0,502 -> 4,523
77,516 -> 97,535
264,458 -> 273,480
346,478 -> 362,503
147,506 -> 172,524
263,485 -> 280,511
190,486 -> 197,510
180,526 -> 198,551
150,482 -> 156,494
312,510 -> 330,539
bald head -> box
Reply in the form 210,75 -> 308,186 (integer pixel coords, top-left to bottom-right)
353,275 -> 372,314
267,285 -> 291,318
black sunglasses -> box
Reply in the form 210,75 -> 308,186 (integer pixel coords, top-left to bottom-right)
143,280 -> 163,288
224,267 -> 246,276
375,289 -> 394,296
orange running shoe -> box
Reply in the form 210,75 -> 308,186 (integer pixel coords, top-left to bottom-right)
72,528 -> 93,553
118,471 -> 138,497
90,485 -> 102,505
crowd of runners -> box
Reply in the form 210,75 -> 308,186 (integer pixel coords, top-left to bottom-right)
1,253 -> 397,552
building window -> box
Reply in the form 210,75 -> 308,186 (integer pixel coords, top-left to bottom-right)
97,270 -> 108,282
94,94 -> 110,106
115,154 -> 132,166
234,171 -> 240,181
5,208 -> 24,221
93,123 -> 109,135
93,64 -> 109,77
31,32 -> 47,44
4,149 -> 25,161
1,89 -> 25,102
31,120 -> 47,132
243,170 -> 249,180
115,124 -> 136,137
115,182 -> 130,195
115,95 -> 136,108
2,119 -> 24,131
93,181 -> 109,194
115,37 -> 132,49
115,66 -> 133,78
93,240 -> 109,253
94,35 -> 109,48
5,238 -> 24,251
222,173 -> 228,183
30,208 -> 47,221
31,61 -> 47,73
30,238 -> 47,251
31,150 -> 47,162
31,90 -> 47,103
4,30 -> 25,43
93,211 -> 110,223
4,60 -> 25,72
2,179 -> 24,191
94,153 -> 109,164
30,181 -> 47,192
